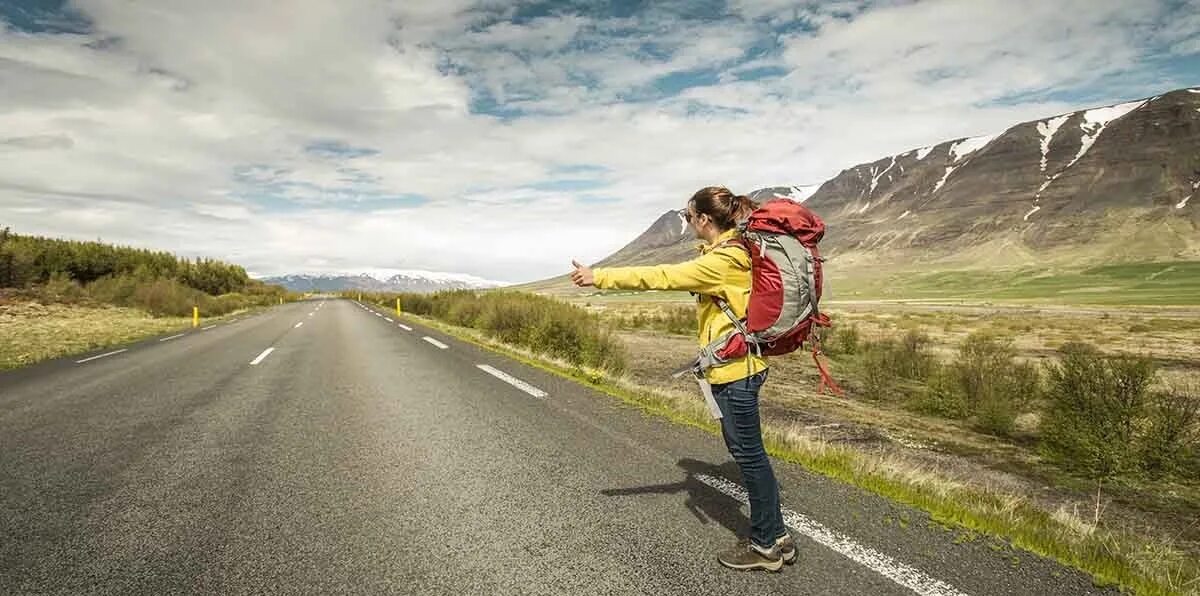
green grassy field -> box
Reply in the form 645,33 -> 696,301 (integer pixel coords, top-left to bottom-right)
525,260 -> 1200,307
827,261 -> 1200,306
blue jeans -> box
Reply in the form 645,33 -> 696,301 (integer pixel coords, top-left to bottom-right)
712,370 -> 786,549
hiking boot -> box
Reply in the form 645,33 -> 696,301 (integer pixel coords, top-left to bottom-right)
777,533 -> 798,565
717,539 -> 784,572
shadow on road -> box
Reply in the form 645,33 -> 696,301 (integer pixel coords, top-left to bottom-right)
600,458 -> 749,539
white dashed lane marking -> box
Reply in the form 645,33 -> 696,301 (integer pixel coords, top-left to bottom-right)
476,364 -> 548,398
249,347 -> 275,366
76,349 -> 128,364
695,474 -> 969,596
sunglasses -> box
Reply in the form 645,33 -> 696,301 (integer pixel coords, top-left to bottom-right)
684,210 -> 702,224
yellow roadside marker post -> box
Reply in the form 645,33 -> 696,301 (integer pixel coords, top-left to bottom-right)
193,306 -> 199,328
396,297 -> 402,317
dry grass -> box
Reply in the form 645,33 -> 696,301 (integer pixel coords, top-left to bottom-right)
0,301 -> 191,369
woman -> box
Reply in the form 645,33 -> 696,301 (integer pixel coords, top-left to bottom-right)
570,186 -> 795,572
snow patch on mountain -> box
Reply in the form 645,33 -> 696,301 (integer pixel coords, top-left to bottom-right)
1036,115 -> 1070,173
868,157 -> 897,195
1066,99 -> 1147,170
933,165 -> 957,193
949,134 -> 996,162
777,184 -> 821,203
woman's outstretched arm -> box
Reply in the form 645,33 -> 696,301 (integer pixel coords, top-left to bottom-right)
572,249 -> 738,296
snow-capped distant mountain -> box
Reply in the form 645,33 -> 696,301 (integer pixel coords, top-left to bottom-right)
260,269 -> 509,294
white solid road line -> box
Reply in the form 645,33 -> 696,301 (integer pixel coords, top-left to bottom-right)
398,324 -> 412,331
294,322 -> 304,328
422,337 -> 449,350
476,364 -> 548,398
694,474 -> 969,596
76,349 -> 128,364
201,325 -> 217,330
250,347 -> 275,366
158,333 -> 185,342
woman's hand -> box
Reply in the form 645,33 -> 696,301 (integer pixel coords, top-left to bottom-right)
570,260 -> 594,287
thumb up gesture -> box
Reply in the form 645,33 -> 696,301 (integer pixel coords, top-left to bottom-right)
570,260 -> 595,287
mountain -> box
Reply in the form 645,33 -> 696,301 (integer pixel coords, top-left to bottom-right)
527,86 -> 1200,296
806,88 -> 1199,264
260,269 -> 508,294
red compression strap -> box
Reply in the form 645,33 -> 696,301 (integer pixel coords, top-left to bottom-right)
811,343 -> 845,397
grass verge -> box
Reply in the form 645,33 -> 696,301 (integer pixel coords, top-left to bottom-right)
0,301 -> 253,370
398,309 -> 1198,596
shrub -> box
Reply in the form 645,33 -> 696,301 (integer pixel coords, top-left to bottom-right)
1040,342 -> 1158,478
131,277 -> 204,316
912,364 -> 969,419
40,272 -> 86,303
822,322 -> 861,356
656,305 -> 695,336
956,333 -> 1040,436
1138,384 -> 1200,477
369,290 -> 627,373
859,339 -> 898,401
87,274 -> 140,305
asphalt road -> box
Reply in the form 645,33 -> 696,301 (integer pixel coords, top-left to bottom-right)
0,299 -> 1115,595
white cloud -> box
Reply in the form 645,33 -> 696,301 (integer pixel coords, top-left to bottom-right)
0,0 -> 1196,282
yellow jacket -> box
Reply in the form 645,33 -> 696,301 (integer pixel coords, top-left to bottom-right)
593,228 -> 768,384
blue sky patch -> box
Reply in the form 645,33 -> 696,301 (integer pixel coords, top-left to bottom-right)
550,164 -> 610,176
0,0 -> 91,34
526,178 -> 610,192
305,140 -> 379,160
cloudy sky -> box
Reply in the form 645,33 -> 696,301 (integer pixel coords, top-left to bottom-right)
1,0 -> 1198,282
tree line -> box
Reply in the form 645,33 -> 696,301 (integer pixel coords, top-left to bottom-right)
0,226 -> 253,296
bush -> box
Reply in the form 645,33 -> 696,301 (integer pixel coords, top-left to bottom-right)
1040,342 -> 1159,478
131,277 -> 204,316
612,305 -> 694,336
912,365 -> 969,419
858,339 -> 900,401
852,331 -> 935,402
956,333 -> 1040,436
365,290 -> 627,374
896,330 -> 936,380
656,306 -> 695,336
1138,384 -> 1200,477
40,272 -> 86,303
822,322 -> 861,356
87,274 -> 140,305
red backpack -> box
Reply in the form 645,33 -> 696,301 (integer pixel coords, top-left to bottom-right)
676,198 -> 844,396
